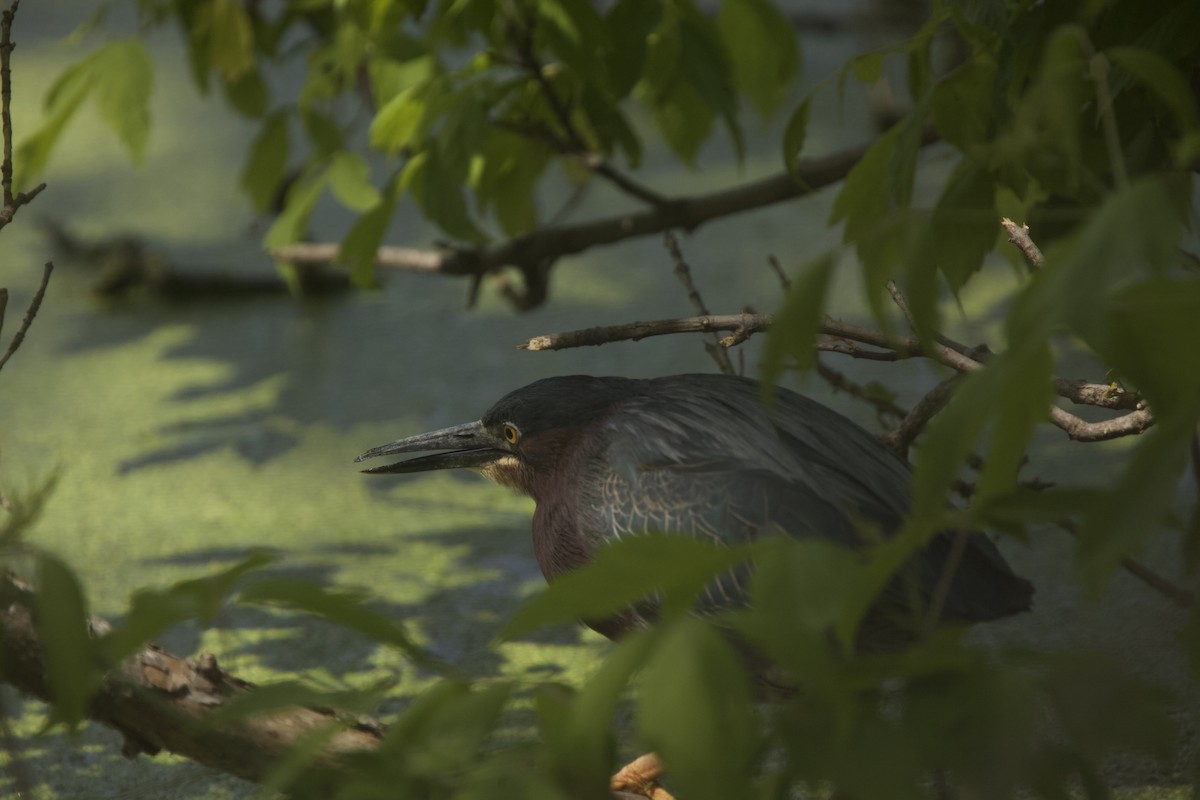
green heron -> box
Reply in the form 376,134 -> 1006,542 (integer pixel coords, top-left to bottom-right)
357,373 -> 1033,796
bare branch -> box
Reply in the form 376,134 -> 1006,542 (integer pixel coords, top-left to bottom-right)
882,376 -> 960,457
0,260 -> 51,373
1001,218 -> 1046,269
815,359 -> 907,421
1047,406 -> 1155,442
1055,519 -> 1193,608
520,313 -> 772,352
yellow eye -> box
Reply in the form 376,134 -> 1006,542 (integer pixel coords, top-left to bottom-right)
502,423 -> 521,445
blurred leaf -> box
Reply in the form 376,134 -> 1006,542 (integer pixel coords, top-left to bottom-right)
92,40 -> 154,164
1086,277 -> 1200,420
328,151 -> 383,211
221,67 -> 268,118
718,0 -> 799,118
265,167 -> 329,249
760,250 -> 836,386
301,109 -> 344,156
538,0 -> 606,92
370,87 -> 428,153
930,57 -> 996,151
851,52 -> 884,85
974,344 -> 1052,504
501,535 -> 754,640
905,159 -> 997,337
403,147 -> 487,242
1108,46 -> 1198,132
100,550 -> 276,663
1074,419 -> 1192,594
200,0 -> 256,80
781,96 -> 812,179
1038,652 -> 1175,761
241,110 -> 290,212
604,0 -> 661,97
741,538 -> 881,660
637,617 -> 757,800
904,665 -> 1039,797
239,578 -> 443,671
35,553 -> 99,729
339,176 -> 398,287
553,630 -> 658,790
17,39 -> 154,185
910,358 -> 1012,523
472,132 -> 548,236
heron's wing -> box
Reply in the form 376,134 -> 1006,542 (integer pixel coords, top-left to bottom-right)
575,374 -> 1029,624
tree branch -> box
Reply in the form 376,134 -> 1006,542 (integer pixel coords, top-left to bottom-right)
0,573 -> 382,786
0,260 -> 51,373
269,131 -> 939,309
1001,218 -> 1045,269
663,232 -> 736,375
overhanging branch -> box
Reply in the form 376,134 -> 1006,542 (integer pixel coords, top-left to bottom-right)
269,129 -> 939,309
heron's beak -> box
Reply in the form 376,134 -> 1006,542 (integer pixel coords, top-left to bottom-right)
355,420 -> 507,474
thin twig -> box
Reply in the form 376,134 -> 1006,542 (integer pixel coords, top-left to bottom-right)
767,256 -> 792,291
923,531 -> 969,634
882,376 -> 960,457
815,359 -> 907,422
0,261 -> 51,373
1001,218 -> 1045,269
663,232 -> 735,375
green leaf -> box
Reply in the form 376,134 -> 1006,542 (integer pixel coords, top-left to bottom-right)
781,96 -> 812,178
35,553 -> 99,728
92,40 -> 154,164
301,109 -> 343,156
221,67 -> 268,118
328,151 -> 383,212
974,344 -> 1052,504
718,0 -> 800,118
18,38 -> 155,185
637,618 -> 757,800
851,52 -> 885,85
537,0 -> 607,92
1074,417 -> 1192,594
238,578 -> 443,671
551,630 -> 658,788
240,110 -> 290,212
339,177 -> 399,288
201,0 -> 256,80
604,0 -> 661,97
370,87 -> 427,153
930,58 -> 997,150
760,250 -> 836,386
265,167 -> 329,249
1108,46 -> 1198,132
501,535 -> 754,640
402,147 -> 486,241
741,538 -> 883,661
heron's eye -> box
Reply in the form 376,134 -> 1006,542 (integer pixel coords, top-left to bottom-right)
502,423 -> 521,445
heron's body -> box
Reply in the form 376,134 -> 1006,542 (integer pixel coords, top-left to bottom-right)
358,374 -> 1032,646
